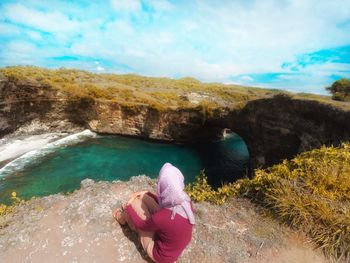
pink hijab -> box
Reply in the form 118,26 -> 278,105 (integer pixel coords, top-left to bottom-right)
157,163 -> 195,225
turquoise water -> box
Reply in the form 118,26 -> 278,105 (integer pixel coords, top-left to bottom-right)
0,134 -> 248,203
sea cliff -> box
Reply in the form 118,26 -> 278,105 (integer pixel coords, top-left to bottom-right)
1,66 -> 350,173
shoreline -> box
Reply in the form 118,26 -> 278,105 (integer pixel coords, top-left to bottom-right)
0,129 -> 96,177
0,133 -> 71,168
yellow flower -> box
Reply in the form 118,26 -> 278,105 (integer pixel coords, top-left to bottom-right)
11,192 -> 17,198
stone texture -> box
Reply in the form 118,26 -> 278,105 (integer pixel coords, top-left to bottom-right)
0,76 -> 82,137
0,176 -> 329,263
1,78 -> 350,174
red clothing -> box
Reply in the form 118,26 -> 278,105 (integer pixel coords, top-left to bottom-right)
126,199 -> 193,263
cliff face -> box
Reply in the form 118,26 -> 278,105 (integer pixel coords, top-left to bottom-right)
0,76 -> 82,137
223,94 -> 350,170
88,101 -> 224,142
1,77 -> 350,173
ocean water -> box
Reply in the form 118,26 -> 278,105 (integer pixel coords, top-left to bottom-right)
0,132 -> 248,203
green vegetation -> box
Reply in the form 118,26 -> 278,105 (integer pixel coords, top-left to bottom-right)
0,192 -> 23,217
1,65 -> 348,111
1,65 -> 349,112
0,65 -> 288,111
186,143 -> 350,261
326,78 -> 350,102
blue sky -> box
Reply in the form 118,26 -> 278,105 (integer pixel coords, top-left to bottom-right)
0,0 -> 350,94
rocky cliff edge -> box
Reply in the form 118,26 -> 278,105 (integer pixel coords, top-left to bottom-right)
0,176 -> 328,263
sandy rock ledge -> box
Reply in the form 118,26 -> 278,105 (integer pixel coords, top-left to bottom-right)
0,176 -> 329,263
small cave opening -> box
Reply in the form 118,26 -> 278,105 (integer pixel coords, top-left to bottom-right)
192,128 -> 250,188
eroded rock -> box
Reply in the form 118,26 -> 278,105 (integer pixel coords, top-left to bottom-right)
1,78 -> 350,175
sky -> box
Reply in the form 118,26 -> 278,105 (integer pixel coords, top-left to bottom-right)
0,0 -> 350,94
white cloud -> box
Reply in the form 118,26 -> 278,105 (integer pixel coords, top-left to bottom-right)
239,75 -> 254,82
94,61 -> 105,71
0,23 -> 21,36
1,0 -> 349,93
27,31 -> 42,41
110,0 -> 174,14
145,0 -> 174,12
96,65 -> 105,71
110,0 -> 142,13
193,1 -> 350,71
3,3 -> 80,34
252,61 -> 350,94
1,41 -> 42,65
106,20 -> 135,35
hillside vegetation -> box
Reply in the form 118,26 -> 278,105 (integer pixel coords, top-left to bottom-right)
186,143 -> 350,261
2,65 -> 342,111
326,78 -> 350,102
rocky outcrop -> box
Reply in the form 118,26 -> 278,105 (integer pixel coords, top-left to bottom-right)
87,95 -> 350,173
222,94 -> 350,171
88,101 -> 223,142
0,76 -> 82,137
0,176 -> 328,263
1,78 -> 350,175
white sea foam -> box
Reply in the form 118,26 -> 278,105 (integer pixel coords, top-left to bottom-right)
0,129 -> 97,178
0,134 -> 62,163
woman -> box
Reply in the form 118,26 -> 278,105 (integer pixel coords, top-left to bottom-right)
113,163 -> 195,263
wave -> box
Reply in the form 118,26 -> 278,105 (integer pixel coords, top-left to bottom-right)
0,129 -> 97,178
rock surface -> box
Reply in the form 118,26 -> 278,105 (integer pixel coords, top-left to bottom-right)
0,176 -> 329,263
1,77 -> 350,174
0,76 -> 83,138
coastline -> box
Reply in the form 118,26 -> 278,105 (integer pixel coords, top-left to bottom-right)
0,129 -> 96,177
0,133 -> 70,167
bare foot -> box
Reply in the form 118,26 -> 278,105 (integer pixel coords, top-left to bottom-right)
112,208 -> 126,225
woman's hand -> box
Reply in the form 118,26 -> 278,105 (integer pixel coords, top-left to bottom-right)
122,202 -> 127,210
126,191 -> 149,206
123,191 -> 150,210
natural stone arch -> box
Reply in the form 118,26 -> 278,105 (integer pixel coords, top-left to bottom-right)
65,95 -> 350,176
2,77 -> 350,178
212,95 -> 350,173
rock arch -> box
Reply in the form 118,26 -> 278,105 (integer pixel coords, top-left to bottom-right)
1,78 -> 350,176
210,95 -> 350,173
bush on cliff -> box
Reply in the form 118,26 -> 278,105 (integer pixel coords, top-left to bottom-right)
326,78 -> 350,102
186,143 -> 350,261
0,192 -> 23,217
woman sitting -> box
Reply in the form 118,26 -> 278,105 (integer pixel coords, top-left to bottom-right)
113,163 -> 195,263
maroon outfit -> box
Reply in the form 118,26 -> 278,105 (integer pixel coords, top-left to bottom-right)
126,198 -> 193,263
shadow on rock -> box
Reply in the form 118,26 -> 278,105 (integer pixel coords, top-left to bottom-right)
120,224 -> 153,263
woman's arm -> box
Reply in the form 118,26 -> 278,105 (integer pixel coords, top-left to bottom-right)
146,192 -> 159,204
125,205 -> 160,232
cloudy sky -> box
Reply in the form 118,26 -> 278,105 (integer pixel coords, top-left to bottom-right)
0,0 -> 350,94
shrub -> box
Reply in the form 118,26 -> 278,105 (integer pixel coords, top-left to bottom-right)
326,78 -> 350,102
185,170 -> 240,205
0,192 -> 23,217
242,143 -> 350,261
186,143 -> 350,261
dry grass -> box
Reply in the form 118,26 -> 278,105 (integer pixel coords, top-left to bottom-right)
0,65 -> 293,110
2,65 -> 348,111
186,143 -> 350,261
